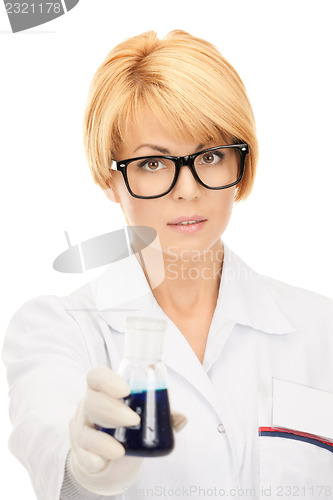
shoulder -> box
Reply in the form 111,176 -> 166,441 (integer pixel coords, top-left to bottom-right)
3,280 -> 96,349
261,273 -> 333,331
224,242 -> 333,334
2,282 -> 99,371
9,279 -> 95,322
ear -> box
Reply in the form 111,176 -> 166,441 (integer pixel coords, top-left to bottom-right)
102,174 -> 123,203
103,185 -> 130,225
103,172 -> 124,203
103,186 -> 119,203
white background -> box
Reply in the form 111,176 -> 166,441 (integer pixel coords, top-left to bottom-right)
1,0 -> 332,498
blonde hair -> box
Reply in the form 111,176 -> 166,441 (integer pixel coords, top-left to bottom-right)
83,30 -> 258,202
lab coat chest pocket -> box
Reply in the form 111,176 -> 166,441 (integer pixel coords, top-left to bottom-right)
258,378 -> 333,500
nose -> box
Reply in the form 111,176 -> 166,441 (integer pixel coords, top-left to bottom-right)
170,164 -> 201,200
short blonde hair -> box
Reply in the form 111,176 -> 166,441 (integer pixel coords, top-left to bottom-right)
83,30 -> 259,202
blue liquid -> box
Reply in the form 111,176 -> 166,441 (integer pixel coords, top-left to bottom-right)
97,388 -> 174,457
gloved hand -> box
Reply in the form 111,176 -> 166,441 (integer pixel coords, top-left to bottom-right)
68,365 -> 187,496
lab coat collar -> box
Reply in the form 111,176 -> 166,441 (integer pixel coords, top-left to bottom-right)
218,243 -> 296,335
89,252 -> 156,333
90,239 -> 295,336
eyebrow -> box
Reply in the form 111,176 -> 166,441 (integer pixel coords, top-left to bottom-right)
133,143 -> 206,155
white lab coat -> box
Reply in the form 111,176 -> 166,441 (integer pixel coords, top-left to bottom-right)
2,240 -> 333,500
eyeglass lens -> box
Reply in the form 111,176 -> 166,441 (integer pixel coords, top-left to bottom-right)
126,147 -> 242,198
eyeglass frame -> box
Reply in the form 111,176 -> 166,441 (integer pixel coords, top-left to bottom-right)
110,143 -> 249,199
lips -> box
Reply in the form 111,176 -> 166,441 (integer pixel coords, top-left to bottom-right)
167,214 -> 207,225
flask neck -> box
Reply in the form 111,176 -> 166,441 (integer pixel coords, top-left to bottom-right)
124,316 -> 167,363
124,329 -> 164,361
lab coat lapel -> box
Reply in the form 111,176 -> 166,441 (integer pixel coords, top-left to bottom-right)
152,301 -> 221,409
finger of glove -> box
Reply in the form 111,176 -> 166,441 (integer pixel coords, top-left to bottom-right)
84,387 -> 140,428
78,424 -> 126,461
87,365 -> 131,399
69,401 -> 112,474
171,410 -> 188,432
73,446 -> 110,474
69,399 -> 86,454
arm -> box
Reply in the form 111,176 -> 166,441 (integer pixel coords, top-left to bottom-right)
2,295 -> 187,499
2,295 -> 94,500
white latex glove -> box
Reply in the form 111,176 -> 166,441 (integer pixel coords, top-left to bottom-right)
68,365 -> 187,496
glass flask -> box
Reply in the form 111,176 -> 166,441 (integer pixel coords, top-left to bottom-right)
98,316 -> 174,457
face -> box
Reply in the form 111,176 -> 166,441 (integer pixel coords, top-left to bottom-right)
108,108 -> 236,260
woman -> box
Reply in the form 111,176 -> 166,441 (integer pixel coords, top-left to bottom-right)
2,30 -> 333,500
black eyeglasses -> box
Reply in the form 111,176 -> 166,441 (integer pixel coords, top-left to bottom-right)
110,143 -> 249,199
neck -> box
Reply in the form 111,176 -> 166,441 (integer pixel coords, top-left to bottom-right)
138,239 -> 224,314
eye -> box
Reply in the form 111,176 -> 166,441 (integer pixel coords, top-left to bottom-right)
198,151 -> 226,165
202,154 -> 216,164
137,158 -> 166,172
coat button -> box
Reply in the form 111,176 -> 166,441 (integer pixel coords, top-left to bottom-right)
217,423 -> 225,434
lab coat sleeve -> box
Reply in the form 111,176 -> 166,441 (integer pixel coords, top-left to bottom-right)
1,294 -> 109,500
61,448 -> 116,500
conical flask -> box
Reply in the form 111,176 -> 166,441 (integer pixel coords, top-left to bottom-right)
99,316 -> 174,457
